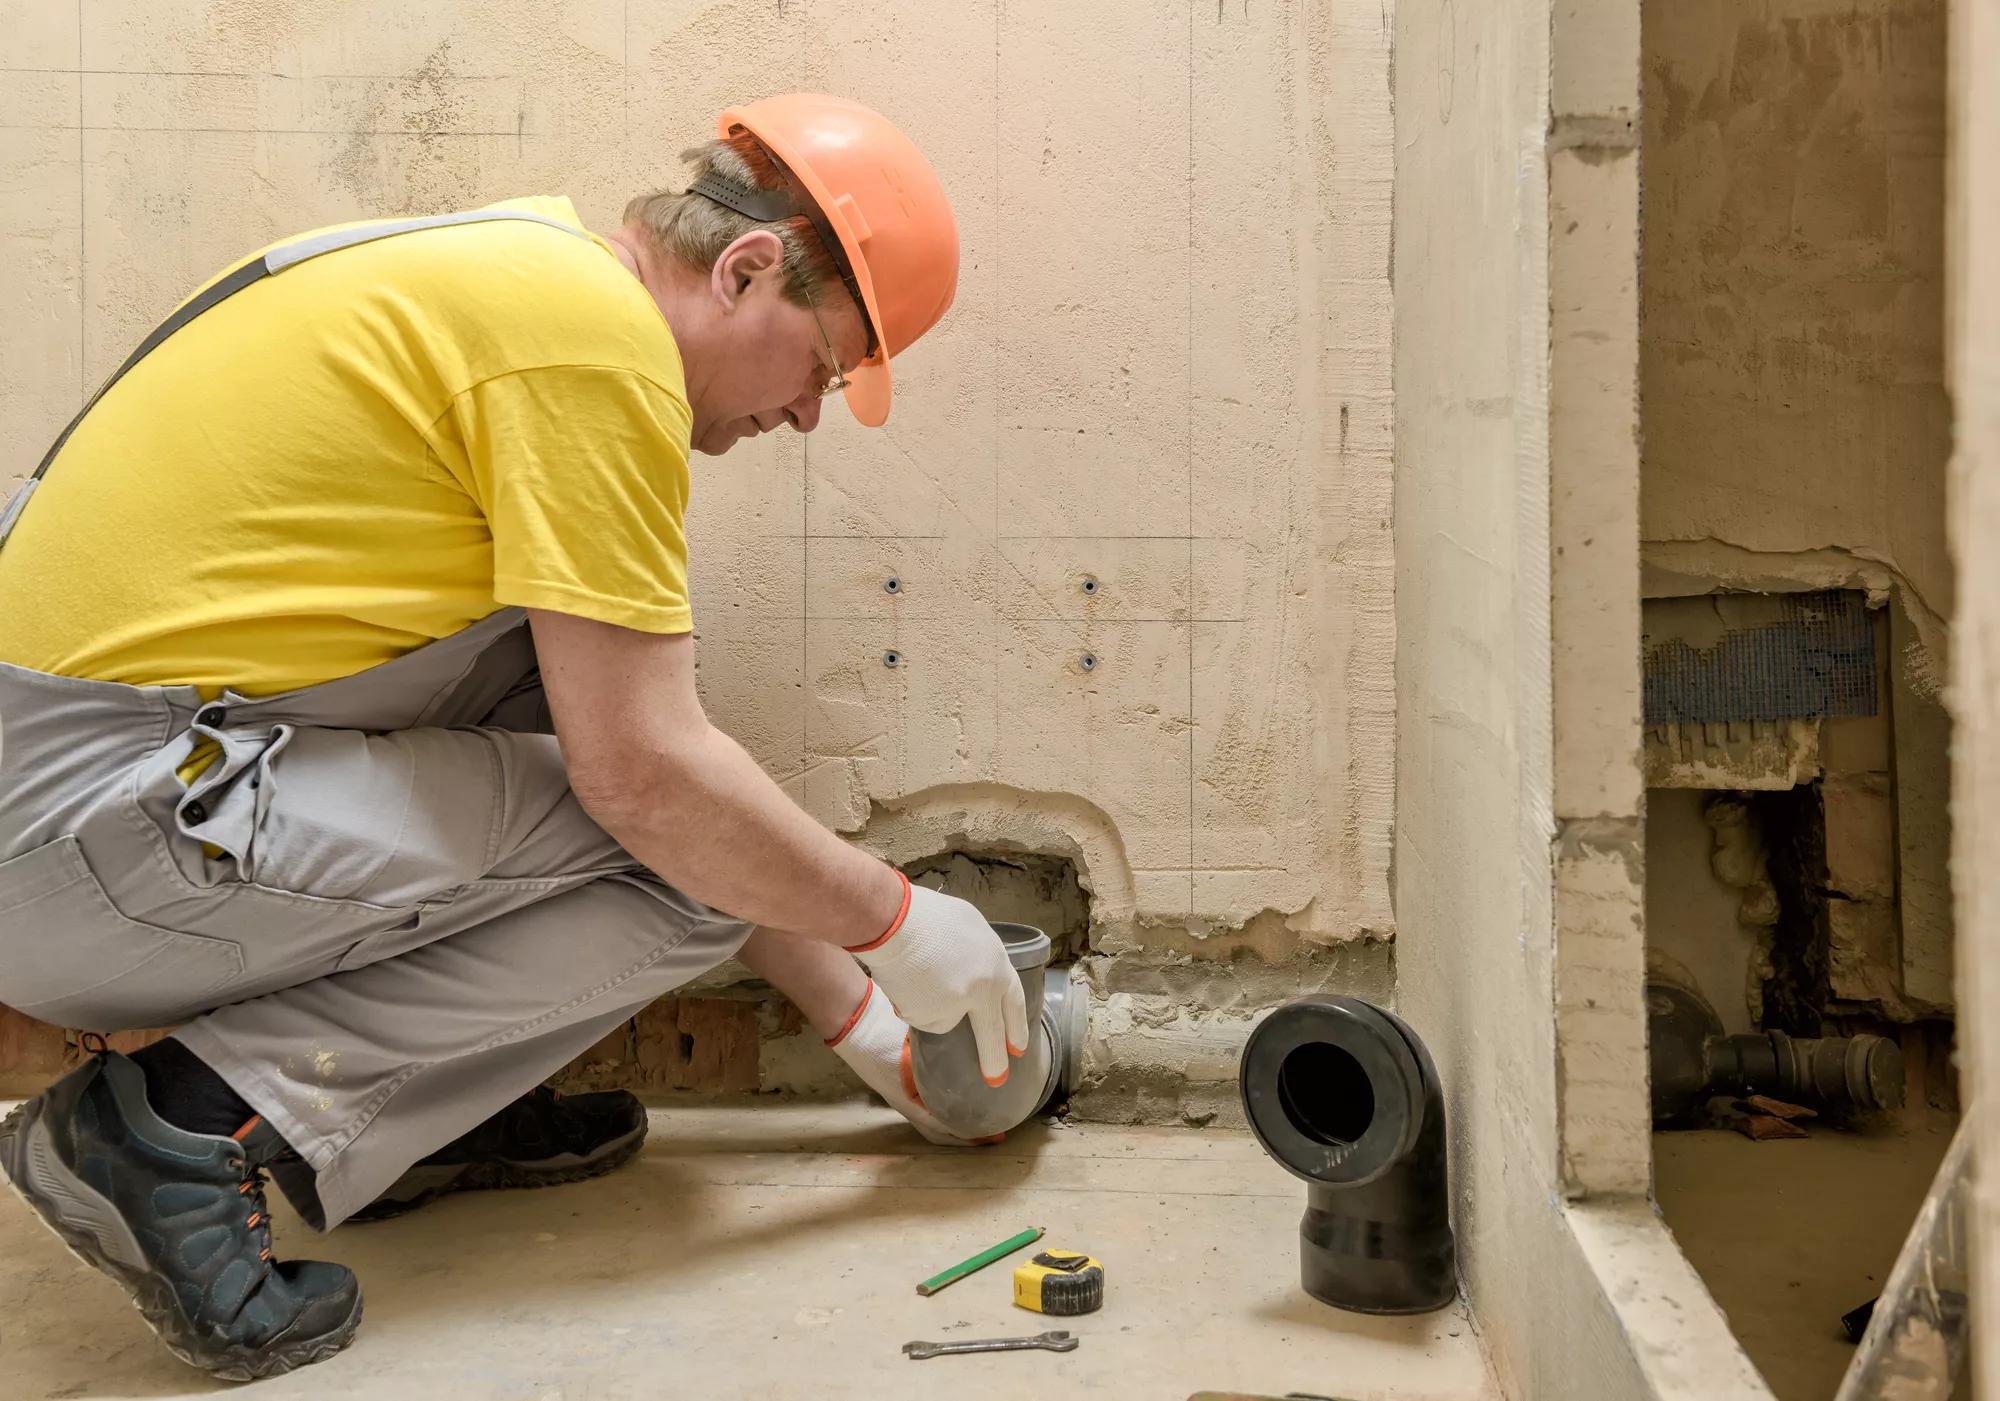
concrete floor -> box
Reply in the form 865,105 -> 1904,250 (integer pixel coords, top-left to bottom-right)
0,1101 -> 1496,1400
1653,1121 -> 1956,1401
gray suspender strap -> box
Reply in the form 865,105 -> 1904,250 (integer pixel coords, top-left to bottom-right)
0,208 -> 587,550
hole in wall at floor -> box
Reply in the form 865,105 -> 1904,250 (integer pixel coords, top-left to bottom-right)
1276,1042 -> 1375,1146
1642,782 -> 1961,1400
897,848 -> 1091,961
1643,782 -> 1942,1117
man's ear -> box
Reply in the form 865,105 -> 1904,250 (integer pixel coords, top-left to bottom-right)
711,229 -> 787,311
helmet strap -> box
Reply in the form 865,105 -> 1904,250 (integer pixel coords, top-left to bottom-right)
687,173 -> 795,223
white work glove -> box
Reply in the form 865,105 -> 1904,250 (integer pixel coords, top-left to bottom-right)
850,875 -> 1028,1086
825,980 -> 1000,1146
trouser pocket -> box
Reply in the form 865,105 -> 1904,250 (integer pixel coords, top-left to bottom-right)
0,835 -> 244,1029
245,725 -> 503,907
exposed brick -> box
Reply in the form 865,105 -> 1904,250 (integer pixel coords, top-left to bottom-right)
625,996 -> 761,1094
1823,773 -> 1896,899
0,1012 -> 179,1092
6,997 -> 770,1102
631,1000 -> 689,1088
676,998 -> 761,1092
90,1027 -> 177,1059
584,1023 -> 633,1065
0,1008 -> 69,1092
560,1022 -> 636,1085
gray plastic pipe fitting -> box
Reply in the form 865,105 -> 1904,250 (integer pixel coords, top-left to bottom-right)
905,922 -> 1087,1140
1647,970 -> 1904,1124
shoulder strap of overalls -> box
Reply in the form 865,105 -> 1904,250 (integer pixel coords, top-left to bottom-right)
0,208 -> 587,549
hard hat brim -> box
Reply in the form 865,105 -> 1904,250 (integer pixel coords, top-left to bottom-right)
841,360 -> 892,428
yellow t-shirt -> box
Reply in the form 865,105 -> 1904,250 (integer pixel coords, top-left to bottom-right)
0,196 -> 694,703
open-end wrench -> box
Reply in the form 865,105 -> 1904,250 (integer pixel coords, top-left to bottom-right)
902,1330 -> 1080,1360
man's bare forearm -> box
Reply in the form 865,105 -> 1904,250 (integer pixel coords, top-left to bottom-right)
583,723 -> 903,947
737,927 -> 870,1037
527,609 -> 903,947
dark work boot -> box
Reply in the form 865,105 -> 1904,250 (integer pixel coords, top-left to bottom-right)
349,1085 -> 647,1223
0,1049 -> 362,1381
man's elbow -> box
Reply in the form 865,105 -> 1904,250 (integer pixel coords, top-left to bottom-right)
563,725 -> 712,830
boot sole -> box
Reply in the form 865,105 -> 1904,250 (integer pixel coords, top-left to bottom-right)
0,1098 -> 364,1383
347,1120 -> 647,1223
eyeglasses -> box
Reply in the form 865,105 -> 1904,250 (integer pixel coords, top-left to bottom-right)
801,283 -> 851,400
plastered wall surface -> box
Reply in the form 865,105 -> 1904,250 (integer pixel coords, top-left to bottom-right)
1645,789 -> 1760,1035
1639,0 -> 1951,633
0,1 -> 1396,1106
1392,0 -> 1589,1386
1394,0 -> 1767,1390
1641,0 -> 1957,1020
1945,0 -> 1999,1389
1392,0 -> 1558,1363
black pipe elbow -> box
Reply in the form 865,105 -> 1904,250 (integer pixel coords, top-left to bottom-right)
1239,995 -> 1458,1315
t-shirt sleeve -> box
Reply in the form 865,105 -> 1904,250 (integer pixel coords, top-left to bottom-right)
448,364 -> 695,634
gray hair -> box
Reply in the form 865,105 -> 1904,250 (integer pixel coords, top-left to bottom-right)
623,133 -> 841,308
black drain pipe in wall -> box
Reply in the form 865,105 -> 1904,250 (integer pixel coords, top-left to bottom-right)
1238,995 -> 1458,1315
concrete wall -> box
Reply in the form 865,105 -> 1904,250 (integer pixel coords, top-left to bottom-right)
1645,790 -> 1761,1035
1392,0 -> 1562,1367
1640,0 -> 1956,1023
0,1 -> 1395,1111
1394,0 -> 1767,1390
1639,0 -> 1951,629
1945,0 -> 1999,1389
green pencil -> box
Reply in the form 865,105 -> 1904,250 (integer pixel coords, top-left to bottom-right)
915,1226 -> 1045,1296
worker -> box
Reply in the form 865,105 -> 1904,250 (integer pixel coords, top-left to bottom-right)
0,93 -> 1025,1381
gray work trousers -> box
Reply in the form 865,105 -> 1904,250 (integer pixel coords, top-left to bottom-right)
0,608 -> 751,1227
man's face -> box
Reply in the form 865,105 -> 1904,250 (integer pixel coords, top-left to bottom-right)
685,234 -> 869,457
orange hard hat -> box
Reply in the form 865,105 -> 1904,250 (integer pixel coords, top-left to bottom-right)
717,94 -> 959,427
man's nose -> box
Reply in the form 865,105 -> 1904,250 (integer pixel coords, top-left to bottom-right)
783,392 -> 824,435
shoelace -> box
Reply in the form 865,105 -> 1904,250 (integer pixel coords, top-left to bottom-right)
76,1032 -> 280,1290
235,1159 -> 277,1281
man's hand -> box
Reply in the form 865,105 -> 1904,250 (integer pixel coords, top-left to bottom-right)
529,610 -> 1028,1075
851,878 -> 1029,1085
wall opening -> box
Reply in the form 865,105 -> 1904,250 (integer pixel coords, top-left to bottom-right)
897,848 -> 1092,963
1644,772 -> 1958,1399
1637,0 -> 1957,1387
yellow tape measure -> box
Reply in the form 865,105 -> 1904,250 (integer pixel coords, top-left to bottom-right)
1013,1249 -> 1105,1316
